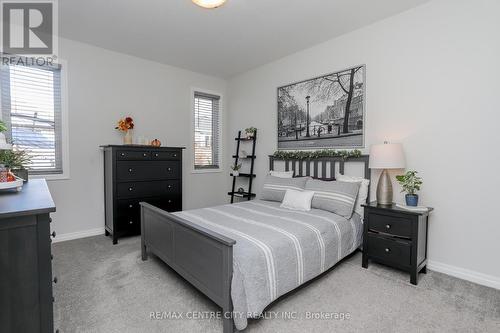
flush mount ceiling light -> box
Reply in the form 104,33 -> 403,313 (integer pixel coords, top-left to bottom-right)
192,0 -> 227,9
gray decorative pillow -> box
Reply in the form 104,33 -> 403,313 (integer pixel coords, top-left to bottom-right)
305,179 -> 360,218
261,175 -> 308,202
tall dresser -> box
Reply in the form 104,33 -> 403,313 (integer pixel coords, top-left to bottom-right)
102,145 -> 184,244
0,179 -> 57,333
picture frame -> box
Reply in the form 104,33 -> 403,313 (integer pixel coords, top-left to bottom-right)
277,64 -> 366,150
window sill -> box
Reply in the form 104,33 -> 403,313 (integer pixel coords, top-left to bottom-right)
191,168 -> 223,174
29,173 -> 70,181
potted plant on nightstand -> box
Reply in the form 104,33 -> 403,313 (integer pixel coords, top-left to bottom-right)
396,170 -> 423,206
230,163 -> 242,177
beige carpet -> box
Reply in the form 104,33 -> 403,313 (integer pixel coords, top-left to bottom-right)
52,235 -> 500,332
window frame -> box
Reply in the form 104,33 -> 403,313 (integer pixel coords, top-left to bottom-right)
190,87 -> 223,174
0,59 -> 70,180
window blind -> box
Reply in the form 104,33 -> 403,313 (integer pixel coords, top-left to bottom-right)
0,64 -> 63,174
194,92 -> 220,169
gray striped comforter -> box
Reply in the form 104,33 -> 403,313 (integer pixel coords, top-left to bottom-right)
174,200 -> 363,330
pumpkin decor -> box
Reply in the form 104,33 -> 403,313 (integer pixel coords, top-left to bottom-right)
151,139 -> 161,147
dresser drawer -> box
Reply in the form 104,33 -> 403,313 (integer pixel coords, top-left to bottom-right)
116,150 -> 151,160
116,215 -> 141,234
116,161 -> 180,181
367,213 -> 412,238
151,151 -> 181,160
117,180 -> 180,198
145,196 -> 182,213
117,199 -> 141,218
367,233 -> 411,266
115,197 -> 181,233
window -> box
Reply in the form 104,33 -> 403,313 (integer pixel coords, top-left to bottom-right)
193,91 -> 221,170
1,64 -> 64,175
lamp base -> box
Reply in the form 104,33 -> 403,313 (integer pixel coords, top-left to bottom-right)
376,169 -> 393,205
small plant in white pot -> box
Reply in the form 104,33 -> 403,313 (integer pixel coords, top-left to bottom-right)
230,163 -> 242,176
396,171 -> 423,206
244,127 -> 257,139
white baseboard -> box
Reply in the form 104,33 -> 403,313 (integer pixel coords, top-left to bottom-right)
53,227 -> 105,243
427,260 -> 500,290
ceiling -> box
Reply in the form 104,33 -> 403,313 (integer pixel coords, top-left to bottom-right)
59,0 -> 430,78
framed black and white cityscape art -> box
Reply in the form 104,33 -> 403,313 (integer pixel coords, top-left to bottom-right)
277,65 -> 365,150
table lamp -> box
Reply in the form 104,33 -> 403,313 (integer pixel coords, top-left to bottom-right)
369,142 -> 405,205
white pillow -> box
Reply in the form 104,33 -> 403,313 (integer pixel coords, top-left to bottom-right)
280,189 -> 315,211
270,170 -> 294,178
335,173 -> 370,217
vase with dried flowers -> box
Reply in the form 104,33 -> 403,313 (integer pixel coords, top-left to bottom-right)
115,117 -> 134,144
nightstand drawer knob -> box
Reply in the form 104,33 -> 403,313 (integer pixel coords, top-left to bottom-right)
129,220 -> 134,225
385,224 -> 391,229
128,168 -> 133,172
385,248 -> 391,253
128,187 -> 133,191
143,153 -> 147,157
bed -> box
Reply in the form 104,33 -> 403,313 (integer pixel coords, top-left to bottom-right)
140,155 -> 370,333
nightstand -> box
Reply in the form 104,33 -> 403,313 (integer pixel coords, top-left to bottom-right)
361,202 -> 433,285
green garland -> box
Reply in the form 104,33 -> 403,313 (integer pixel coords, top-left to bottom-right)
272,149 -> 362,160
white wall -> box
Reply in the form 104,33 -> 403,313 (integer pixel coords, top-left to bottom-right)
227,0 -> 500,288
49,38 -> 228,240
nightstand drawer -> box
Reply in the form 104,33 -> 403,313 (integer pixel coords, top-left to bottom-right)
368,213 -> 412,238
367,233 -> 411,266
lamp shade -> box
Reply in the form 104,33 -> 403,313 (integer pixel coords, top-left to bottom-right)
369,143 -> 405,169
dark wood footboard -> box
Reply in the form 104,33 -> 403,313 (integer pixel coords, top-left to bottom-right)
140,202 -> 236,333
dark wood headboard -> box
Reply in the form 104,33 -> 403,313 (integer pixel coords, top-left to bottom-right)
268,155 -> 371,201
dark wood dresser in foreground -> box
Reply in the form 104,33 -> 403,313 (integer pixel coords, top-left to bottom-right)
362,202 -> 433,285
0,179 -> 57,333
102,145 -> 184,244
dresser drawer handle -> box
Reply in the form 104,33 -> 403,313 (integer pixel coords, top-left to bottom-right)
168,200 -> 172,203
143,153 -> 147,157
120,153 -> 125,157
129,220 -> 134,225
167,167 -> 172,171
128,168 -> 133,172
173,154 -> 177,157
49,217 -> 53,223
128,187 -> 133,191
385,248 -> 391,253
53,276 -> 58,284
51,254 -> 54,260
385,224 -> 391,229
50,231 -> 56,238
155,153 -> 159,157
129,204 -> 133,208
167,185 -> 172,189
